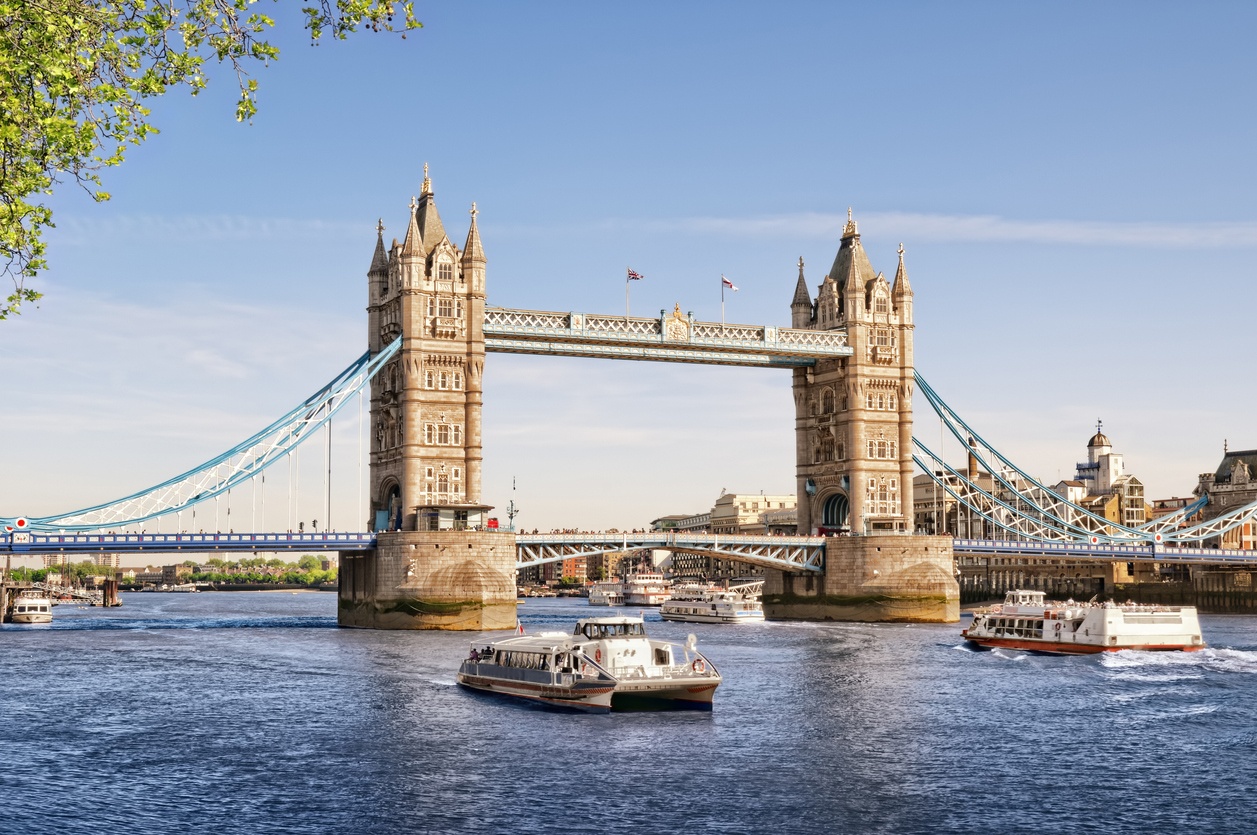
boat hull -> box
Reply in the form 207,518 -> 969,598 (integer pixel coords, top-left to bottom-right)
962,633 -> 1205,655
660,611 -> 764,624
10,613 -> 53,625
456,669 -> 615,713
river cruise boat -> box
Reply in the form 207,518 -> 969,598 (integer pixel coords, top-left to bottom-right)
622,572 -> 672,606
962,589 -> 1205,654
587,581 -> 624,606
661,581 -> 765,624
9,591 -> 54,624
457,615 -> 721,712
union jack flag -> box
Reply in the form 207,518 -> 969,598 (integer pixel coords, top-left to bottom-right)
627,268 -> 644,281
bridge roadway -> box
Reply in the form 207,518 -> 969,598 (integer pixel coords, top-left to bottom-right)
5,532 -> 1257,568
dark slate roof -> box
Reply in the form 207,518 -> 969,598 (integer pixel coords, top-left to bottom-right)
1214,449 -> 1257,483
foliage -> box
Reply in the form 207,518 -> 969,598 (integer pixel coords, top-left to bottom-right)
0,0 -> 420,319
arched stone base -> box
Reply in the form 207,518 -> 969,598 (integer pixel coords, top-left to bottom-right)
763,534 -> 959,623
338,531 -> 518,630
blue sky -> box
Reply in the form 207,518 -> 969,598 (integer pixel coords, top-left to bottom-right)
3,1 -> 1256,537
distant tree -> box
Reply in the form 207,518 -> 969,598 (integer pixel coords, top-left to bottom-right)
0,0 -> 420,319
297,554 -> 320,571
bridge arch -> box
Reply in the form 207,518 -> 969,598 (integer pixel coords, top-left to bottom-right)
820,492 -> 850,532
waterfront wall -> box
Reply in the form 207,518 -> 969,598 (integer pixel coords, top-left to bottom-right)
764,534 -> 958,623
338,530 -> 517,630
1113,570 -> 1257,614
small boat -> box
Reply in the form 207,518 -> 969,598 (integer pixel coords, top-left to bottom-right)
661,581 -> 765,624
622,572 -> 672,606
587,581 -> 624,606
962,589 -> 1205,654
457,616 -> 721,712
9,591 -> 54,624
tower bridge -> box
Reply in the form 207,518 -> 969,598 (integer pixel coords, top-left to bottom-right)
8,168 -> 1257,628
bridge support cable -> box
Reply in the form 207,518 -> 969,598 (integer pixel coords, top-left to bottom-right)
913,372 -> 1156,542
914,373 -> 1257,546
4,338 -> 402,532
911,444 -> 1086,542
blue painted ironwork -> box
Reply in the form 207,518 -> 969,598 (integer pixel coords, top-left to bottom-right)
1,339 -> 402,533
953,538 -> 1257,565
3,531 -> 377,555
514,531 -> 826,573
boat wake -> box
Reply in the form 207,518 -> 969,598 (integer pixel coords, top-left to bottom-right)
1100,646 -> 1257,676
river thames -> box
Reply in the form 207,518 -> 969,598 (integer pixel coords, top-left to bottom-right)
2,593 -> 1255,834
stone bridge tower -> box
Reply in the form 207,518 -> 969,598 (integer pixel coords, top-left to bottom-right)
765,211 -> 958,623
791,211 -> 915,536
340,167 -> 516,630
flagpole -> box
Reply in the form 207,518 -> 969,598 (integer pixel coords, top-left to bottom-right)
626,267 -> 630,320
720,275 -> 725,325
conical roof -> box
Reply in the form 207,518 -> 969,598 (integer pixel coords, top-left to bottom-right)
462,202 -> 485,263
368,219 -> 389,274
828,208 -> 878,295
791,256 -> 811,307
416,163 -> 447,254
400,196 -> 424,257
892,242 -> 911,296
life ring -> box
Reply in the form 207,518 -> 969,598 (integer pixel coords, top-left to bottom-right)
1054,622 -> 1062,632
594,648 -> 602,664
692,658 -> 707,674
580,662 -> 589,675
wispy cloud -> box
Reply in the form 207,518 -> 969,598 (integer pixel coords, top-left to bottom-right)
50,214 -> 364,245
498,211 -> 1257,248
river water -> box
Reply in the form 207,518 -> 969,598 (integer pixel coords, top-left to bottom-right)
2,593 -> 1255,834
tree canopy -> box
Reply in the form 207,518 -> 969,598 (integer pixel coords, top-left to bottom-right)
1,0 -> 419,319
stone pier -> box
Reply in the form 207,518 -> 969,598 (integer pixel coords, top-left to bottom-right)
338,531 -> 517,630
764,534 -> 959,622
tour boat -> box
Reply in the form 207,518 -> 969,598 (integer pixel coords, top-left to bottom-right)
587,581 -> 624,606
660,581 -> 765,624
9,591 -> 54,624
962,590 -> 1205,654
621,572 -> 672,606
457,615 -> 721,712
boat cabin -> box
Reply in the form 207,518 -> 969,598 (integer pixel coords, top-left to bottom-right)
574,618 -> 647,639
1005,590 -> 1045,607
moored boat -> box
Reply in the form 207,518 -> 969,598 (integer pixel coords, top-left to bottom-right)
457,615 -> 721,711
660,581 -> 765,624
9,591 -> 53,624
622,572 -> 672,606
587,581 -> 624,606
962,589 -> 1205,654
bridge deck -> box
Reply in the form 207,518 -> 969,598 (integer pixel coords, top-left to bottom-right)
483,307 -> 851,368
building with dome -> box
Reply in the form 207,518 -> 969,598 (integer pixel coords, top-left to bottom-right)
1052,422 -> 1148,531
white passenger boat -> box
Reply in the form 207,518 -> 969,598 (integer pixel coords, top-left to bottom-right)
9,591 -> 54,624
660,581 -> 765,624
622,572 -> 672,606
962,589 -> 1205,654
457,616 -> 721,712
587,581 -> 624,606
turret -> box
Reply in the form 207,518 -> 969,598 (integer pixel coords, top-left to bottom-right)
791,256 -> 813,328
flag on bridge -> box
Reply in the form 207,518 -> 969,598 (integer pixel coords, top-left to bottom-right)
721,275 -> 738,291
627,268 -> 644,281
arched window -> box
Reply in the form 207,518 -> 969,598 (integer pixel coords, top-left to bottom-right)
821,388 -> 835,413
438,261 -> 454,282
452,372 -> 464,391
875,295 -> 888,315
822,494 -> 849,528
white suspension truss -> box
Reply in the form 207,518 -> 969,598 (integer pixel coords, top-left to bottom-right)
5,338 -> 402,533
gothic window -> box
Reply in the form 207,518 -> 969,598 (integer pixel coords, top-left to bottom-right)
438,371 -> 450,390
437,473 -> 450,493
424,425 -> 434,444
820,438 -> 834,461
437,425 -> 451,445
425,467 -> 434,479
452,372 -> 464,391
875,295 -> 888,315
836,442 -> 845,460
453,467 -> 462,481
821,388 -> 835,413
438,298 -> 454,318
427,298 -> 436,317
438,261 -> 454,282
453,425 -> 463,445
425,370 -> 435,389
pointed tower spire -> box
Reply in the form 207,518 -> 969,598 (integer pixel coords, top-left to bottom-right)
416,165 -> 447,253
892,242 -> 912,296
829,207 -> 877,296
369,218 -> 389,275
400,196 -> 424,257
462,202 -> 485,265
791,256 -> 814,328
